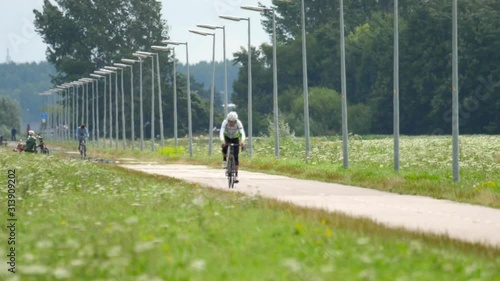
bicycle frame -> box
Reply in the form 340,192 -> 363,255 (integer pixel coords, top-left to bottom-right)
79,138 -> 87,159
226,143 -> 238,189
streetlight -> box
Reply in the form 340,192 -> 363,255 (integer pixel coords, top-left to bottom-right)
271,0 -> 309,159
90,73 -> 104,147
219,15 -> 253,157
452,0 -> 460,181
136,51 -> 157,151
121,58 -> 137,150
140,49 -> 165,148
114,63 -> 129,149
81,78 -> 96,145
74,81 -> 83,128
95,70 -> 110,148
189,29 -> 216,156
132,53 -> 147,151
339,0 -> 349,168
162,40 -> 193,157
77,79 -> 87,127
44,90 -> 56,137
394,0 -> 400,171
100,68 -> 115,148
197,23 -> 229,116
71,82 -> 79,139
151,46 -> 178,147
104,66 -> 120,149
57,84 -> 71,141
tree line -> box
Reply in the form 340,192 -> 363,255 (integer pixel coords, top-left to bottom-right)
231,0 -> 499,136
31,0 -> 499,139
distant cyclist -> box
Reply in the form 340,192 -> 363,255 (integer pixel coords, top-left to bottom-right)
220,111 -> 246,183
76,124 -> 89,150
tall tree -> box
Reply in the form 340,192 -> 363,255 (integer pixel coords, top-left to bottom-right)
34,0 -> 214,135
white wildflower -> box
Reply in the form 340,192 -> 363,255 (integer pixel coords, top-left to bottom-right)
107,245 -> 122,257
282,258 -> 301,272
190,259 -> 206,271
23,265 -> 49,275
53,267 -> 72,279
125,216 -> 139,225
192,196 -> 205,207
134,242 -> 155,253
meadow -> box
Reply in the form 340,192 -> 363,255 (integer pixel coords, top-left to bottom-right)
1,135 -> 499,280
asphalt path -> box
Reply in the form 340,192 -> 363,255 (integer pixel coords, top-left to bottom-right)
120,164 -> 500,248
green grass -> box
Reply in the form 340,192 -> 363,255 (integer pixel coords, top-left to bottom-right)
1,151 -> 499,280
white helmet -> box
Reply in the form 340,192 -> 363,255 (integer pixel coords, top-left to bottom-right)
227,111 -> 238,122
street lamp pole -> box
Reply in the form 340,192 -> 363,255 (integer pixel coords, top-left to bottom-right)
452,0 -> 460,181
133,54 -> 147,150
136,51 -> 156,151
300,0 -> 311,160
121,59 -> 137,150
105,66 -> 120,149
114,63 -> 129,149
156,52 -> 165,148
340,0 -> 349,168
394,0 -> 400,171
100,68 -> 114,148
189,29 -> 216,155
241,5 -> 279,158
172,49 -> 178,147
197,24 -> 229,116
219,15 -> 253,157
151,46 -> 177,147
90,74 -> 104,147
75,83 -> 80,129
81,80 -> 89,130
95,70 -> 109,148
81,78 -> 96,145
142,51 -> 165,148
162,40 -> 193,157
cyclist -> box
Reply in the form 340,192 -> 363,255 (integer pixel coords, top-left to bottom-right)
220,111 -> 246,183
76,124 -> 89,151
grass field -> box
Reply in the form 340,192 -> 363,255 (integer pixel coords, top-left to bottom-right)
1,147 -> 499,280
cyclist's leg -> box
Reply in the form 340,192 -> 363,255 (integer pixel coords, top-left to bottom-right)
233,138 -> 240,175
222,136 -> 231,160
222,136 -> 230,168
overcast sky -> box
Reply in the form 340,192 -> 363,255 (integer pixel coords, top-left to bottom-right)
0,0 -> 273,65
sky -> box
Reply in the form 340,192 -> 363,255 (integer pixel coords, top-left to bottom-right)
0,0 -> 273,65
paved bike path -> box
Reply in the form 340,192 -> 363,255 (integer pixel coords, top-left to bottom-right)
120,164 -> 500,248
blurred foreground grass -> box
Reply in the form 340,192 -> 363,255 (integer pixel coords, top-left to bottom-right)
0,148 -> 499,280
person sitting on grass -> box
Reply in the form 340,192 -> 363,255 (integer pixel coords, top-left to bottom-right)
25,130 -> 37,153
14,139 -> 24,153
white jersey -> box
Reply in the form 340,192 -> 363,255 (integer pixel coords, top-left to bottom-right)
220,119 -> 246,142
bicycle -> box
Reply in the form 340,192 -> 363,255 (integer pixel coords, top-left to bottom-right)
37,135 -> 49,154
78,137 -> 87,159
225,143 -> 239,189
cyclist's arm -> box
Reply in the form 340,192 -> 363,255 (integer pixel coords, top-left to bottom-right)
237,120 -> 246,143
219,120 -> 228,143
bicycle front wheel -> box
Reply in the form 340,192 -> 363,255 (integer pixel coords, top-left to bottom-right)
227,155 -> 235,188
